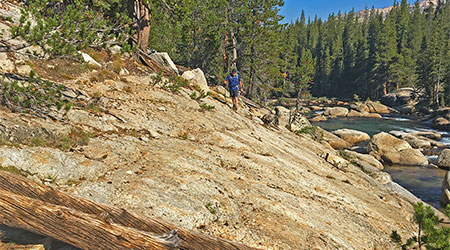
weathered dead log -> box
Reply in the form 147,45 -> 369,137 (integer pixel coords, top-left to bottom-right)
0,171 -> 256,250
0,191 -> 177,250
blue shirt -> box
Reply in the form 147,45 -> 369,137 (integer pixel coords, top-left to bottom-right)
226,74 -> 241,90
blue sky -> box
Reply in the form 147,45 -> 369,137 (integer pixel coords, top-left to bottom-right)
279,0 -> 415,23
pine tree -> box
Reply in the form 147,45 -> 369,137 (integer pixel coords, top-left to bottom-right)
373,12 -> 398,97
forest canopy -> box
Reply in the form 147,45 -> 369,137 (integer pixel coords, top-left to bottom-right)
12,0 -> 450,107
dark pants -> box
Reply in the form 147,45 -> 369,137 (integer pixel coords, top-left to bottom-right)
230,88 -> 239,98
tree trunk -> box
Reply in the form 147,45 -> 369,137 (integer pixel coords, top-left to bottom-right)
223,33 -> 229,74
0,170 -> 256,250
231,29 -> 238,69
137,0 -> 151,52
0,191 -> 177,250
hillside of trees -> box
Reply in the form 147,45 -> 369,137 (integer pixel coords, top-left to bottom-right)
10,0 -> 450,108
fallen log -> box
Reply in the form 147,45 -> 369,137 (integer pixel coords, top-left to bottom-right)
0,191 -> 177,250
0,171 -> 256,250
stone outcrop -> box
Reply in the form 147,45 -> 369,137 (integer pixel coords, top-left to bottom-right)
432,117 -> 450,131
366,101 -> 390,114
353,103 -> 370,113
344,150 -> 384,170
0,147 -> 108,185
288,111 -> 311,132
442,171 -> 450,207
310,114 -> 327,122
333,129 -> 370,145
368,132 -> 428,166
321,129 -> 352,149
149,52 -> 179,75
324,107 -> 349,117
181,68 -> 209,93
389,130 -> 446,149
438,149 -> 450,169
347,110 -> 363,117
381,88 -> 416,108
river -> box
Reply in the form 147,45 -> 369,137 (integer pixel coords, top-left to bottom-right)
312,115 -> 450,209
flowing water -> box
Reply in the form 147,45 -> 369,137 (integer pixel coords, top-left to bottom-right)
313,116 -> 450,209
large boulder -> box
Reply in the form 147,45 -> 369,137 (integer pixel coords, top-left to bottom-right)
404,136 -> 432,149
213,85 -> 230,97
361,112 -> 383,119
381,88 -> 416,107
347,110 -> 363,117
366,101 -> 390,114
288,112 -> 311,132
382,148 -> 429,166
353,103 -> 370,113
321,130 -> 352,149
397,104 -> 416,115
310,115 -> 327,122
438,149 -> 450,169
432,117 -> 450,131
333,129 -> 370,145
442,171 -> 450,207
412,131 -> 442,141
344,150 -> 384,170
324,107 -> 349,117
149,52 -> 179,75
274,106 -> 291,121
390,131 -> 442,149
181,68 -> 209,93
367,132 -> 428,166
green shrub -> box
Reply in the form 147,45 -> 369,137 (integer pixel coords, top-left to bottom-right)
10,0 -> 133,58
163,76 -> 188,93
392,202 -> 450,249
295,126 -> 323,141
199,103 -> 215,111
205,202 -> 217,214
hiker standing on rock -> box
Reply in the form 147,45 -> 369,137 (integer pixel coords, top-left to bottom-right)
225,69 -> 243,110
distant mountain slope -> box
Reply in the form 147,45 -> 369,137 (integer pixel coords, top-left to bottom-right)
355,0 -> 440,18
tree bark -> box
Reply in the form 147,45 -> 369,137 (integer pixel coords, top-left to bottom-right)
0,191 -> 176,250
137,0 -> 151,52
231,29 -> 238,69
0,170 -> 256,250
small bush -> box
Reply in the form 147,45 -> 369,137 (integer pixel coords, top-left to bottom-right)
150,71 -> 164,86
177,130 -> 189,140
205,203 -> 217,214
295,126 -> 323,141
0,166 -> 30,176
163,76 -> 188,93
199,103 -> 215,112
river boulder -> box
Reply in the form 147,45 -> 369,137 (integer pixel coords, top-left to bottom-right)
366,101 -> 390,114
344,150 -> 384,170
324,107 -> 349,117
368,132 -> 428,166
361,112 -> 383,119
310,115 -> 327,122
381,88 -> 416,107
432,117 -> 450,131
412,131 -> 442,141
438,149 -> 450,169
442,171 -> 450,207
347,110 -> 363,117
333,129 -> 371,145
321,129 -> 352,149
